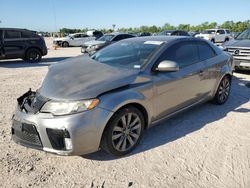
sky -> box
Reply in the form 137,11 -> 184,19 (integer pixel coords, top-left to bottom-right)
0,0 -> 249,32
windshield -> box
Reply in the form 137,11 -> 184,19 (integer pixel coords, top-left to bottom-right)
158,30 -> 173,36
202,30 -> 216,34
91,40 -> 163,69
97,35 -> 114,41
236,29 -> 250,40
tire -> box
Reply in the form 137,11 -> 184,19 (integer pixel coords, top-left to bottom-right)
213,76 -> 231,105
101,106 -> 145,156
26,48 -> 42,63
62,41 -> 69,47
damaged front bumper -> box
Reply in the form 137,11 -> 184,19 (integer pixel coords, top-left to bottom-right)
11,90 -> 113,156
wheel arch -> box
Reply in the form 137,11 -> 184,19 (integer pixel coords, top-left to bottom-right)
25,46 -> 42,58
212,70 -> 232,98
98,101 -> 150,150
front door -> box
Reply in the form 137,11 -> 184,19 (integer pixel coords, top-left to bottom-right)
153,41 -> 207,120
216,30 -> 226,42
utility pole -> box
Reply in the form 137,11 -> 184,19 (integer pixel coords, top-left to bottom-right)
112,24 -> 116,32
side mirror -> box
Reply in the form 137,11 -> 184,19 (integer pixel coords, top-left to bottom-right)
70,36 -> 74,40
156,60 -> 179,72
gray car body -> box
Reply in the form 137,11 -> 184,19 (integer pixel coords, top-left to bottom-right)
12,36 -> 233,155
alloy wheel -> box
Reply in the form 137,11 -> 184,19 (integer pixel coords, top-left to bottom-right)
218,77 -> 230,103
111,112 -> 142,152
29,51 -> 39,61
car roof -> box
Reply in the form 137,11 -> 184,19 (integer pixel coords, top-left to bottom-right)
0,28 -> 33,32
123,36 -> 191,43
104,32 -> 134,36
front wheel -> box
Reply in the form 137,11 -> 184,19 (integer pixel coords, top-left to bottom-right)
62,41 -> 69,47
213,76 -> 231,105
101,107 -> 145,156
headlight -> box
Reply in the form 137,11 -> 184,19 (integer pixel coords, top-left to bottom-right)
40,99 -> 99,115
93,44 -> 102,49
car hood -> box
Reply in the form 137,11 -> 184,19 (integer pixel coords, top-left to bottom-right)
53,37 -> 68,41
38,55 -> 140,100
84,40 -> 106,46
223,39 -> 250,48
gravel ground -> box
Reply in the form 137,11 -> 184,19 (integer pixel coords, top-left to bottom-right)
0,38 -> 250,188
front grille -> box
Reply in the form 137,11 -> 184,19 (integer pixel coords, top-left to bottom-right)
227,48 -> 250,58
12,120 -> 42,148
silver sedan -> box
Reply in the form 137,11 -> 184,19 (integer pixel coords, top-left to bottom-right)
12,36 -> 233,156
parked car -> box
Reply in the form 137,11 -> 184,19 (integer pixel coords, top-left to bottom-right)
231,32 -> 241,39
53,31 -> 103,47
81,33 -> 135,54
222,28 -> 250,70
188,31 -> 200,37
158,30 -> 190,36
138,32 -> 151,37
0,28 -> 47,63
195,29 -> 231,43
12,36 -> 233,156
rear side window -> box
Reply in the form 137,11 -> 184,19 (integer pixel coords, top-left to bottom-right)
158,41 -> 199,68
124,34 -> 135,39
113,35 -> 125,41
196,41 -> 216,61
21,31 -> 38,38
4,30 -> 21,39
74,34 -> 81,38
226,30 -> 230,34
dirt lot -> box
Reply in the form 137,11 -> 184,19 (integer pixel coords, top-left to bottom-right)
0,38 -> 250,188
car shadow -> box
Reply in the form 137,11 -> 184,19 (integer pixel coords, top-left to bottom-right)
82,76 -> 250,161
0,57 -> 71,68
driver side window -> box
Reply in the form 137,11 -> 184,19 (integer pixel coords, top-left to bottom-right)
74,34 -> 81,38
157,41 -> 199,68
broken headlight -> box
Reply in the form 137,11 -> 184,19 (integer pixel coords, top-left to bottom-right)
40,99 -> 99,115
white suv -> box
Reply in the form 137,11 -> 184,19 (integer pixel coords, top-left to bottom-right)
196,29 -> 231,43
53,31 -> 103,47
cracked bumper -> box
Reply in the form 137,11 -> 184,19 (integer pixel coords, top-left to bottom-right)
11,107 -> 113,156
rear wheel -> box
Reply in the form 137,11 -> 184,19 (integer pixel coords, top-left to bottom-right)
213,76 -> 231,105
101,106 -> 145,156
26,48 -> 42,63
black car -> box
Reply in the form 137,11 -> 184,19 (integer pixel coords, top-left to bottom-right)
158,30 -> 190,36
0,28 -> 47,63
138,32 -> 152,37
81,33 -> 135,54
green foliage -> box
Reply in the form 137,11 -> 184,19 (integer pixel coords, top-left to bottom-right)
59,20 -> 250,35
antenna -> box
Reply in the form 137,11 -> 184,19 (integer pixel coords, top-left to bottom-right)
51,0 -> 58,32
